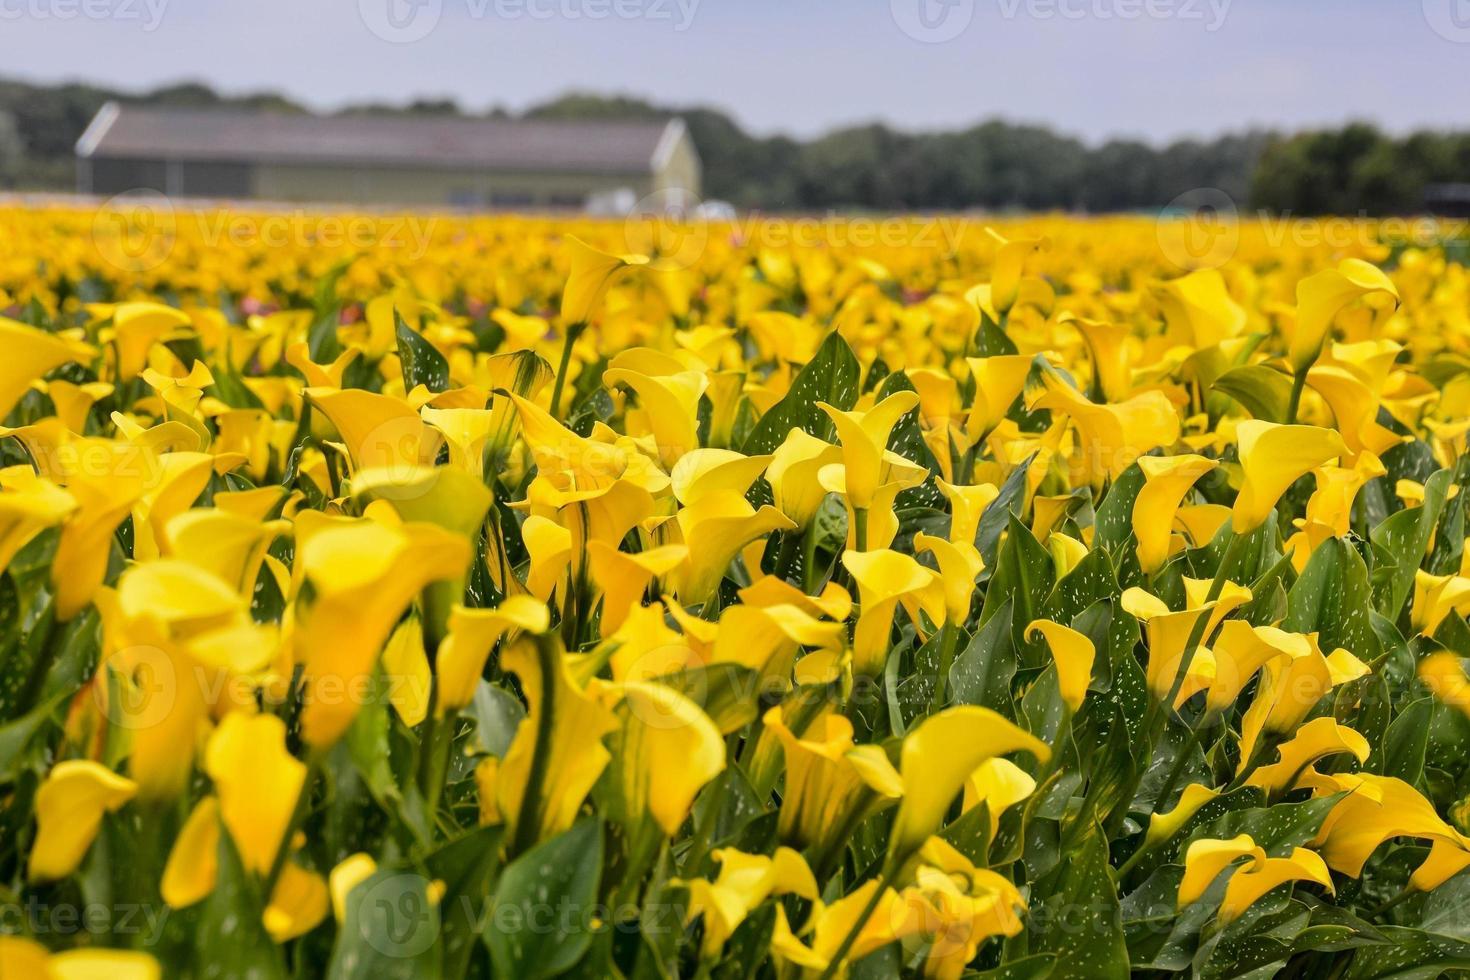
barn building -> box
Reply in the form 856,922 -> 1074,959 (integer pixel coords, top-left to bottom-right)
75,102 -> 700,210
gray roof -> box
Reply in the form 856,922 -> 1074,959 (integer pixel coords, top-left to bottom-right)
76,103 -> 686,175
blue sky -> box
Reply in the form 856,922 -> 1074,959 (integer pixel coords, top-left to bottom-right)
4,0 -> 1469,143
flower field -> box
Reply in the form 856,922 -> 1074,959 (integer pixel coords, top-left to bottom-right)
5,202 -> 1470,978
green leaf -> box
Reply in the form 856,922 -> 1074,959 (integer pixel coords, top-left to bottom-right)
950,599 -> 1017,715
1370,468 -> 1454,619
1376,697 -> 1432,786
395,309 -> 450,393
1283,537 -> 1379,662
1213,365 -> 1293,423
1341,925 -> 1470,979
1188,794 -> 1342,856
981,514 -> 1055,653
977,455 -> 1035,568
427,824 -> 506,978
1027,825 -> 1130,979
1093,462 -> 1147,552
485,818 -> 603,980
971,954 -> 1057,979
741,330 -> 859,455
197,826 -> 288,980
329,866 -> 443,980
468,681 -> 526,757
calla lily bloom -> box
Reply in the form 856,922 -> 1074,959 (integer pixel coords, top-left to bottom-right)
497,634 -> 617,849
843,548 -> 946,676
204,712 -> 305,877
663,490 -> 794,606
1237,633 -> 1368,768
899,837 -> 1026,980
961,758 -> 1036,839
603,681 -> 725,836
1133,454 -> 1218,575
263,861 -> 330,942
1421,652 -> 1470,716
561,235 -> 647,326
48,438 -> 152,619
604,348 -> 708,468
435,596 -> 551,713
963,355 -> 1034,443
1306,366 -> 1405,461
1066,315 -> 1134,403
1291,259 -> 1399,372
764,706 -> 902,852
1232,420 -> 1348,533
1412,571 -> 1470,635
1144,783 -> 1220,850
683,847 -> 819,959
938,479 -> 1000,547
306,387 -> 434,473
28,761 -> 137,881
889,706 -> 1049,865
329,853 -> 379,922
292,518 -> 469,747
1033,374 -> 1180,488
771,878 -> 924,975
1312,774 -> 1470,878
818,391 -> 921,510
766,427 -> 843,529
162,797 -> 221,908
1246,717 -> 1370,796
984,228 -> 1048,316
1,942 -> 160,980
1152,269 -> 1246,349
1218,847 -> 1333,922
586,541 -> 687,632
101,302 -> 192,381
1122,581 -> 1251,703
916,533 -> 984,625
1025,619 -> 1096,712
0,470 -> 75,573
0,316 -> 96,419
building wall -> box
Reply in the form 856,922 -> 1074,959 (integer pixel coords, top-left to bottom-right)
253,163 -> 656,208
654,130 -> 703,198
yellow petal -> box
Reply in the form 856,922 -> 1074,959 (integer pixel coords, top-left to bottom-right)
1026,619 -> 1096,712
204,713 -> 305,876
1291,259 -> 1399,372
1178,834 -> 1263,908
28,760 -> 137,881
329,853 -> 379,922
264,861 -> 329,942
436,596 -> 551,713
1134,455 -> 1217,575
162,797 -> 221,908
608,681 -> 725,835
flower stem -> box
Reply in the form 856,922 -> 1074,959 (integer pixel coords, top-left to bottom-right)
549,321 -> 585,418
1285,368 -> 1308,425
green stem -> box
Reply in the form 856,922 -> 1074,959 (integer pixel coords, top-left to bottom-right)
548,321 -> 585,418
774,528 -> 802,583
928,623 -> 960,714
1367,886 -> 1415,919
509,634 -> 560,857
854,507 -> 869,553
1285,368 -> 1308,425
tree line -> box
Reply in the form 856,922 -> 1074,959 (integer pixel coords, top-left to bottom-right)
0,78 -> 1465,216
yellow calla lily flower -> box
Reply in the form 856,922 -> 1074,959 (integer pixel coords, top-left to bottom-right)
961,758 -> 1037,839
1231,420 -> 1348,533
1025,619 -> 1096,712
963,355 -> 1033,443
561,235 -> 647,326
604,680 -> 725,836
1291,259 -> 1399,372
764,706 -> 902,853
1144,783 -> 1220,849
766,427 -> 843,529
843,548 -> 946,676
329,853 -> 379,922
28,760 -> 137,881
890,706 -> 1049,864
937,479 -> 1000,547
900,837 -> 1026,980
162,797 -> 221,908
435,596 -> 551,713
1033,374 -> 1180,488
204,712 -> 305,877
1133,454 -> 1217,575
0,315 -> 96,419
1313,774 -> 1470,877
497,634 -> 617,851
1246,717 -> 1370,795
1152,268 -> 1246,349
818,391 -> 921,511
292,518 -> 469,747
916,533 -> 984,625
1218,847 -> 1333,922
985,228 -> 1048,315
683,846 -> 818,959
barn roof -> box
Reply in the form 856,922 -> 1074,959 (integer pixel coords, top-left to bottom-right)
76,103 -> 687,175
